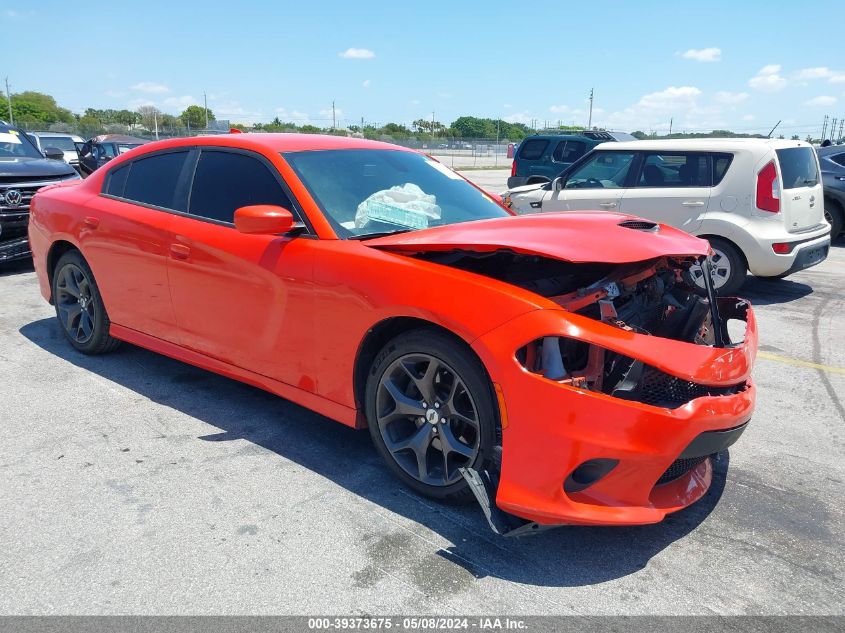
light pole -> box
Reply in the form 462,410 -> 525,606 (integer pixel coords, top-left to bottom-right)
203,92 -> 209,129
4,77 -> 12,124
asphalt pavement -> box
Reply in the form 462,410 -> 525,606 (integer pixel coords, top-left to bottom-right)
0,171 -> 842,615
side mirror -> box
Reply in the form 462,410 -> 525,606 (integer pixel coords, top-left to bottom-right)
234,205 -> 296,235
552,177 -> 564,191
43,147 -> 65,161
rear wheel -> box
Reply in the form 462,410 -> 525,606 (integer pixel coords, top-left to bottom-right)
365,329 -> 498,504
686,238 -> 747,296
52,250 -> 121,355
825,204 -> 843,239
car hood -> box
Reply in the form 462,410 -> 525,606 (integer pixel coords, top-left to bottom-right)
0,157 -> 77,179
364,212 -> 710,263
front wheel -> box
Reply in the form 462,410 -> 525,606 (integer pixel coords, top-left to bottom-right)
686,238 -> 747,296
52,250 -> 121,355
365,329 -> 498,504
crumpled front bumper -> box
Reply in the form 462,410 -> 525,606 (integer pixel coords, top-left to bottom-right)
471,301 -> 757,526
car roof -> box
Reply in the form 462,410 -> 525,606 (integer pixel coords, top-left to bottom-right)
133,133 -> 415,154
817,144 -> 845,156
593,138 -> 814,151
526,131 -> 619,142
26,131 -> 81,138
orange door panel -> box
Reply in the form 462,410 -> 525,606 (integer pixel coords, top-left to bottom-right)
166,216 -> 316,388
78,196 -> 178,341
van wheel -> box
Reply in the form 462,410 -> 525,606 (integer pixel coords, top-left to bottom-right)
686,238 -> 747,296
825,204 -> 843,239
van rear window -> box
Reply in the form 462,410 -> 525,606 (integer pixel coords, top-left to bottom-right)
519,139 -> 549,160
776,147 -> 819,189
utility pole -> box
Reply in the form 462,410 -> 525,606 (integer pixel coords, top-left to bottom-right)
431,111 -> 435,136
838,119 -> 844,141
332,101 -> 336,130
831,118 -> 838,141
361,116 -> 364,135
4,77 -> 12,124
821,115 -> 829,140
767,120 -> 782,139
153,109 -> 159,140
587,88 -> 594,129
669,117 -> 673,135
203,92 -> 209,129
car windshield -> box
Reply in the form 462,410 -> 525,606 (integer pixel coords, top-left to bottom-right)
283,149 -> 509,238
0,129 -> 44,159
38,136 -> 77,151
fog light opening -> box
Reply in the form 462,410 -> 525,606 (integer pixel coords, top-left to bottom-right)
563,458 -> 619,494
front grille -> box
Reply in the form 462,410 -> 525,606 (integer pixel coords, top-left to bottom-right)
638,366 -> 744,408
0,177 -> 68,212
657,455 -> 708,485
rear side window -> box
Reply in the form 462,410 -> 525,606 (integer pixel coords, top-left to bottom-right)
712,153 -> 733,186
636,153 -> 710,187
519,139 -> 549,160
776,147 -> 819,189
828,152 -> 845,167
105,164 -> 130,197
189,150 -> 291,224
552,140 -> 586,163
122,151 -> 189,210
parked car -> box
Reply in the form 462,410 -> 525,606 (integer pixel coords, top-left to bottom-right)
0,123 -> 80,262
25,132 -> 84,171
817,144 -> 845,238
75,134 -> 147,176
508,130 -> 636,189
502,138 -> 831,295
30,133 -> 756,534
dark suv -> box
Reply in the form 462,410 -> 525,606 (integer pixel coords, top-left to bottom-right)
818,144 -> 845,238
508,130 -> 636,188
0,123 -> 79,262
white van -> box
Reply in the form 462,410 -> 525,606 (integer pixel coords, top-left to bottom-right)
501,139 -> 831,294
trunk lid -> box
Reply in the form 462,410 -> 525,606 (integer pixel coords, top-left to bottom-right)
364,212 -> 710,263
775,146 -> 825,233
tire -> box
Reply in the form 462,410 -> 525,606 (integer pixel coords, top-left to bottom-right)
365,328 -> 498,504
52,250 -> 121,355
824,204 -> 843,240
686,237 -> 747,296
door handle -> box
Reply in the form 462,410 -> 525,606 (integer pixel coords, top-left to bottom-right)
83,216 -> 100,229
682,200 -> 705,207
170,244 -> 190,260
599,202 -> 617,208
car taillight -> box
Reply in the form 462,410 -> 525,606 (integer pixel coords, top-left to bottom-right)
772,242 -> 792,254
511,160 -> 517,177
756,160 -> 780,213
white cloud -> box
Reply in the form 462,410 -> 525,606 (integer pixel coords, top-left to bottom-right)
319,107 -> 343,122
503,103 -> 512,109
339,48 -> 375,59
362,79 -> 371,88
742,114 -> 755,121
681,47 -> 721,63
503,111 -> 533,125
805,95 -> 837,107
713,91 -> 749,105
830,74 -> 845,84
162,95 -> 195,112
637,86 -> 702,111
275,107 -> 310,122
549,104 -> 570,114
749,65 -> 787,92
131,81 -> 170,94
797,67 -> 832,80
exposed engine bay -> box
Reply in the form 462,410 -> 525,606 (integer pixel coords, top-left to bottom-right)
418,249 -> 749,409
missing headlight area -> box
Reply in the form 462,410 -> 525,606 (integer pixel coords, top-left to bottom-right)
516,338 -> 748,409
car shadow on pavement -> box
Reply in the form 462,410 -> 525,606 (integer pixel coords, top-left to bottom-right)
0,259 -> 35,277
737,276 -> 813,306
20,316 -> 729,588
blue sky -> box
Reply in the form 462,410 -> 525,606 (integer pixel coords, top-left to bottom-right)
3,0 -> 844,137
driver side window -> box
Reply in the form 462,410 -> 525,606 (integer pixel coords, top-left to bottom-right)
564,152 -> 635,189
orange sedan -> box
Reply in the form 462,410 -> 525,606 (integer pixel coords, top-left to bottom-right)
28,134 -> 756,535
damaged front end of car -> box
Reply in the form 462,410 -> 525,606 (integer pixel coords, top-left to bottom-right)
366,213 -> 757,534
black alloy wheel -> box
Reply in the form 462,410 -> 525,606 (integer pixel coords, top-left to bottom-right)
52,250 -> 121,355
366,329 -> 497,503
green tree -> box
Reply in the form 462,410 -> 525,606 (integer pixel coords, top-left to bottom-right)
136,105 -> 162,132
77,115 -> 104,138
180,104 -> 215,129
8,91 -> 74,127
